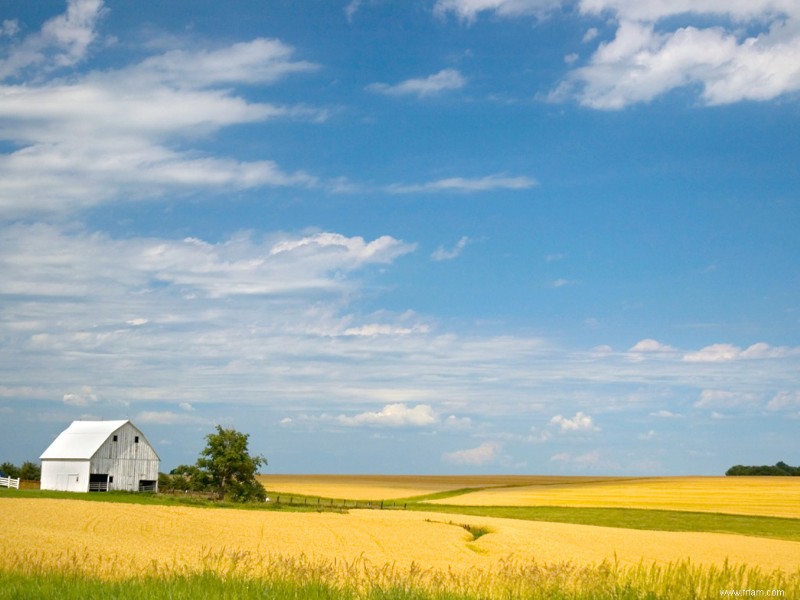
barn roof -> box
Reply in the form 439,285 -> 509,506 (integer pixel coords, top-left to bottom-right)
40,420 -> 132,460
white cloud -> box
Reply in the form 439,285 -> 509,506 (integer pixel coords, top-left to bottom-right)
442,441 -> 501,465
343,323 -> 430,337
0,8 -> 323,218
553,1 -> 800,108
683,342 -> 799,362
434,0 -> 563,23
550,450 -> 601,467
549,411 -> 600,432
693,389 -> 759,409
629,338 -> 676,353
0,0 -> 104,79
386,174 -> 537,194
367,68 -> 466,97
638,429 -> 657,440
650,409 -> 683,418
766,390 -> 800,411
135,410 -> 207,425
432,237 -> 471,261
1,20 -> 20,38
582,27 -> 599,43
550,278 -> 577,288
0,225 -> 414,302
62,386 -> 98,407
336,403 -> 438,427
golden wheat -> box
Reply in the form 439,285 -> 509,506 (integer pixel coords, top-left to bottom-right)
426,476 -> 800,518
257,474 -> 621,500
1,498 -> 798,581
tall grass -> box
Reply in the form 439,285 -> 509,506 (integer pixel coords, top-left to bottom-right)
1,549 -> 798,600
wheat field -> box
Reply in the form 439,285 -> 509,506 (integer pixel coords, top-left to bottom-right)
1,497 -> 799,580
423,476 -> 800,518
257,474 -> 608,500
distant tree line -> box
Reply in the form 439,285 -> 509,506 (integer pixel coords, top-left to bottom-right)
0,461 -> 41,480
725,461 -> 800,476
158,425 -> 267,502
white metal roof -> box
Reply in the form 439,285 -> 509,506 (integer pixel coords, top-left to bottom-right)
40,420 -> 130,460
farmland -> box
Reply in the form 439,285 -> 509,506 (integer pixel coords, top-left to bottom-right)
420,476 -> 800,518
1,475 -> 799,598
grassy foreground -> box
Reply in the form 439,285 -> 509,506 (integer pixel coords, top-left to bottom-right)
1,553 -> 798,600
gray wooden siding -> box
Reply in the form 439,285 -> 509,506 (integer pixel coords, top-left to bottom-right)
90,422 -> 159,491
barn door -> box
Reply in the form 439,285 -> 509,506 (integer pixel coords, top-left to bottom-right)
65,473 -> 82,492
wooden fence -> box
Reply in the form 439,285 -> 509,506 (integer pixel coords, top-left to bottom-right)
267,495 -> 407,510
0,475 -> 20,489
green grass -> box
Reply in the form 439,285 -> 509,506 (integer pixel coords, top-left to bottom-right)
0,487 -> 343,513
1,558 -> 798,600
408,503 -> 800,543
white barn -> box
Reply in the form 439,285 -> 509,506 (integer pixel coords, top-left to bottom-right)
40,420 -> 160,493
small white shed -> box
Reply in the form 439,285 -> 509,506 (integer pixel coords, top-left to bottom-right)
40,420 -> 160,493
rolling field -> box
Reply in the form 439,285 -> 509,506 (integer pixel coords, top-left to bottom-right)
422,476 -> 800,518
1,497 -> 799,575
2,475 -> 799,598
258,474 -> 621,501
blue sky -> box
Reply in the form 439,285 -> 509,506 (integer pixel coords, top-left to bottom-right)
1,0 -> 798,475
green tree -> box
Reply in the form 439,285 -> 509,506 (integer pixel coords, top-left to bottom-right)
18,461 -> 40,481
0,462 -> 19,478
196,426 -> 267,501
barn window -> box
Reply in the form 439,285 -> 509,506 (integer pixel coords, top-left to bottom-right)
113,435 -> 118,442
135,436 -> 139,443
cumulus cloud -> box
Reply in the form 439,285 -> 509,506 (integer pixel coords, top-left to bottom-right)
336,403 -> 438,427
442,441 -> 501,465
386,174 -> 537,194
555,1 -> 800,108
62,386 -> 98,407
367,68 -> 466,97
549,411 -> 600,432
443,0 -> 800,108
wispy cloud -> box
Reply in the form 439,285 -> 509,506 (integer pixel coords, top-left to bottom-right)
386,174 -> 537,194
434,0 -> 562,23
683,342 -> 799,362
431,236 -> 471,261
442,441 -> 501,466
0,4 -> 322,218
367,68 -> 466,97
0,0 -> 105,79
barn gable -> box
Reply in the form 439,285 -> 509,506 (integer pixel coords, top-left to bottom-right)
40,420 -> 160,493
